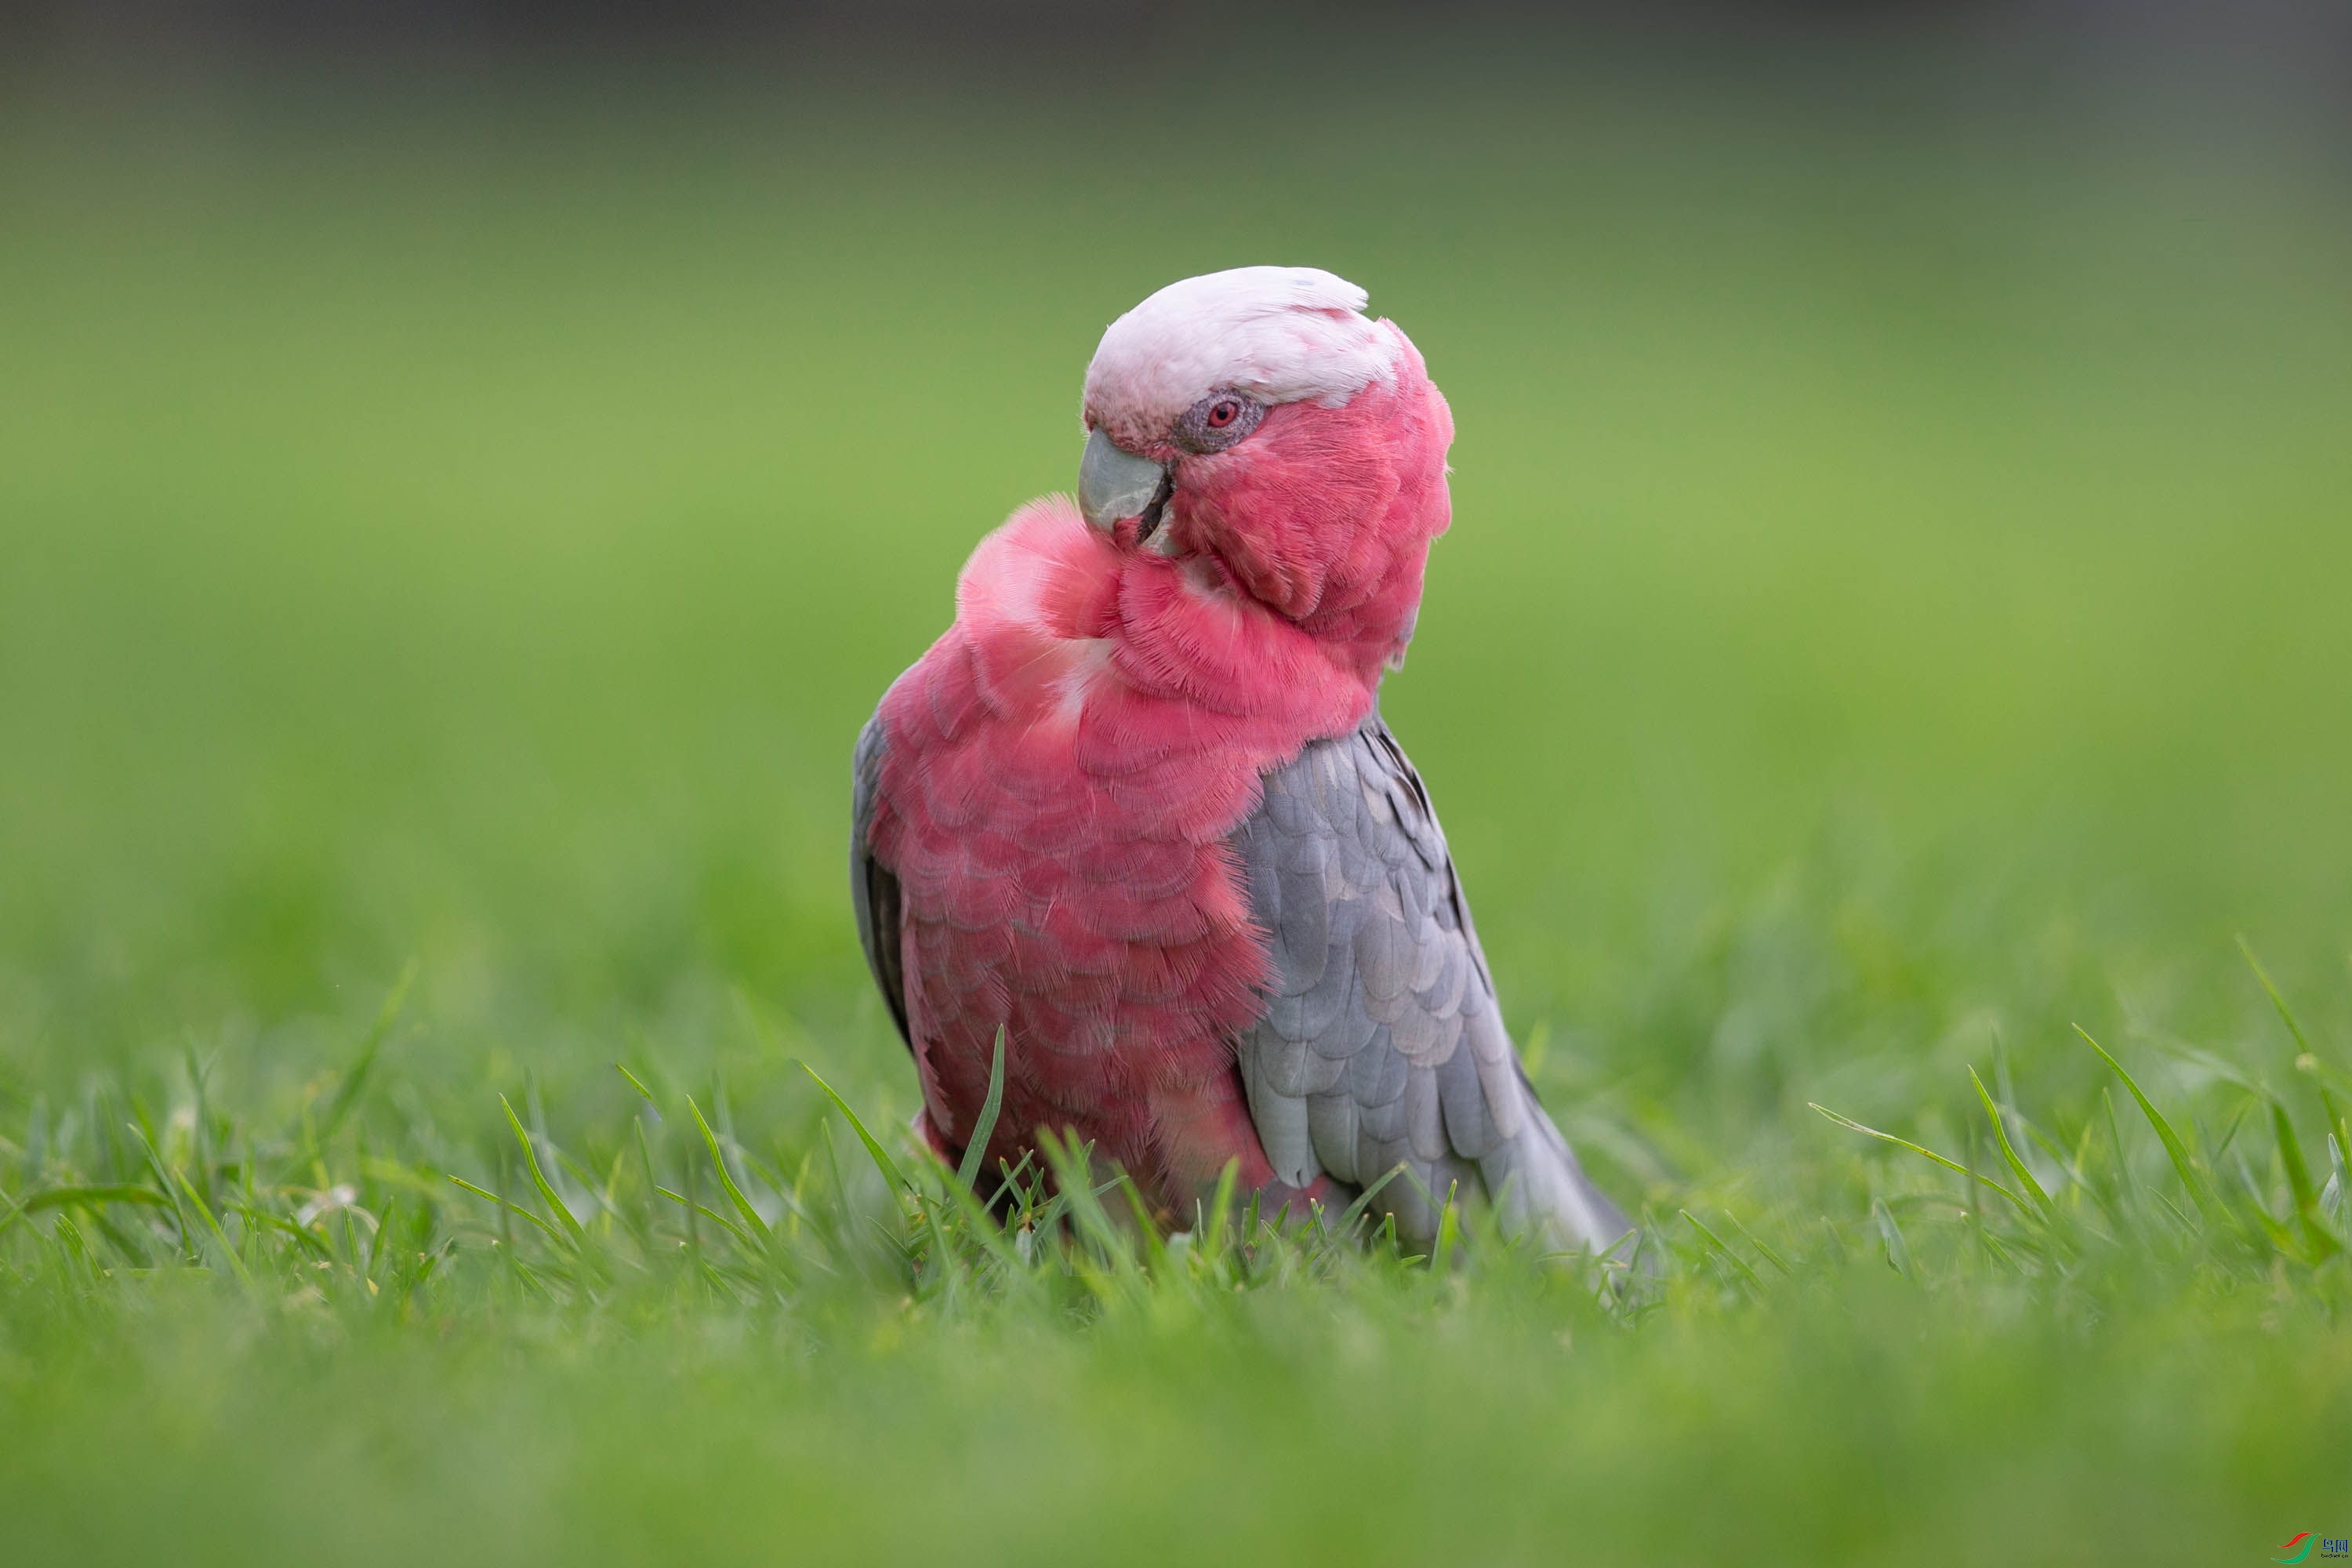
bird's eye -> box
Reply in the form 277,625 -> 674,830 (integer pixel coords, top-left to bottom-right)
1174,390 -> 1264,453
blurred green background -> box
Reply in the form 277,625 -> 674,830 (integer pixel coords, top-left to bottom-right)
3,8 -> 2351,1563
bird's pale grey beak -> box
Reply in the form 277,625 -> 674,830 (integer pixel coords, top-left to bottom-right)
1078,428 -> 1169,535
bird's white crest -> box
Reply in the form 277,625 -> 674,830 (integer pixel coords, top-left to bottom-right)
1082,267 -> 1403,436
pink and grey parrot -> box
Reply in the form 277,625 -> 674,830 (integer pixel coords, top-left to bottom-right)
852,267 -> 1628,1253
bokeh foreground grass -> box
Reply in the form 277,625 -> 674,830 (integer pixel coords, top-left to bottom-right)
9,967 -> 2352,1565
5,50 -> 2352,1564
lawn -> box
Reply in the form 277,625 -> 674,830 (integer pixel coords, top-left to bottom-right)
3,44 -> 2350,1565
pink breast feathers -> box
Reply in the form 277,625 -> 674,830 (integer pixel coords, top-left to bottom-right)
865,496 -> 1374,1214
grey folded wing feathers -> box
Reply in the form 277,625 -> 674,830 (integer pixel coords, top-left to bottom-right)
1232,714 -> 1630,1254
851,713 -> 912,1054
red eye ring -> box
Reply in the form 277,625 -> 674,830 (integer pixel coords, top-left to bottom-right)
1206,400 -> 1240,428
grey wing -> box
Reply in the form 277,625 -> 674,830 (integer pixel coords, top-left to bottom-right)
1232,714 -> 1631,1254
851,713 -> 912,1053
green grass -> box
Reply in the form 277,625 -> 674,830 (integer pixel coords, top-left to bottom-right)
5,53 -> 2352,1564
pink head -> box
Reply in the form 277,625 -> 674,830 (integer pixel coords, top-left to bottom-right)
1076,267 -> 1455,682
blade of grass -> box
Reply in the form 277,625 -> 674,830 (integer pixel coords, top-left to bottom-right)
2078,1025 -> 2227,1227
655,1185 -> 758,1251
2103,1087 -> 2139,1224
2147,1188 -> 2198,1236
1969,1067 -> 2054,1221
1871,1197 -> 1915,1279
615,1064 -> 662,1120
2270,1102 -> 2342,1259
447,1175 -> 567,1246
2326,1134 -> 2350,1232
799,1062 -> 913,1200
926,1154 -> 1025,1272
9,1184 -> 176,1216
685,1098 -> 772,1245
2211,1094 -> 2256,1165
1334,1163 -> 1410,1237
1115,1175 -> 1171,1275
2233,1150 -> 2297,1254
2321,1084 -> 2352,1176
499,1095 -> 587,1251
1034,1127 -> 1134,1272
1431,1181 -> 1462,1275
1723,1210 -> 1794,1277
172,1167 -> 252,1286
1681,1210 -> 1765,1292
228,1202 -> 335,1261
2239,937 -> 2317,1055
955,1028 -> 1007,1193
1199,1156 -> 1241,1258
294,961 -> 417,1176
125,1120 -> 194,1261
366,1195 -> 397,1279
1809,1102 -> 2030,1215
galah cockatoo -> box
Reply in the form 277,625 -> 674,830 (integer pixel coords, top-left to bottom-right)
852,267 -> 1628,1253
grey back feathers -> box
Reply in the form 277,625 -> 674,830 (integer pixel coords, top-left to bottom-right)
1232,714 -> 1630,1254
851,714 -> 911,1054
